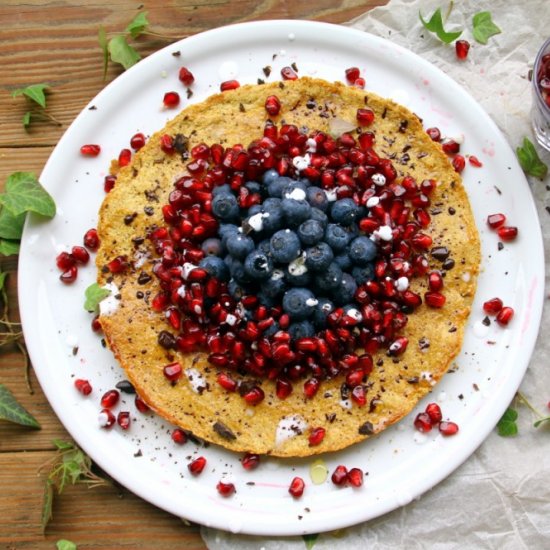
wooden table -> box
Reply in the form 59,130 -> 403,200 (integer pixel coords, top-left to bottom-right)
0,1 -> 386,547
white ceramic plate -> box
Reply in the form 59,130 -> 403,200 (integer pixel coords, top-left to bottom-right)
19,20 -> 544,536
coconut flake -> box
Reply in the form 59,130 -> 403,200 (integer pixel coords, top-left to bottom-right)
182,262 -> 197,280
345,308 -> 362,321
291,154 -> 311,173
275,414 -> 308,447
99,282 -> 120,316
328,117 -> 356,138
133,250 -> 150,268
306,138 -> 317,153
225,313 -> 238,326
248,212 -> 265,232
185,368 -> 208,393
366,196 -> 380,208
372,173 -> 386,186
288,253 -> 308,276
306,297 -> 319,307
271,269 -> 285,281
372,225 -> 393,242
395,276 -> 409,292
325,188 -> 338,202
285,187 -> 307,201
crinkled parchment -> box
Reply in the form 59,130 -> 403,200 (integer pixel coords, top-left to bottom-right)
202,1 -> 550,547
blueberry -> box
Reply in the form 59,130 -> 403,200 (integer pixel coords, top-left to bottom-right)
297,219 -> 324,246
226,233 -> 255,260
201,237 -> 223,256
218,223 -> 239,243
352,263 -> 375,284
324,224 -> 351,252
313,298 -> 334,328
199,256 -> 230,281
314,262 -> 343,292
349,236 -> 377,265
229,259 -> 253,284
330,198 -> 360,226
310,208 -> 328,228
306,186 -> 329,211
331,272 -> 358,306
261,272 -> 287,297
244,180 -> 261,194
284,263 -> 312,287
228,279 -> 246,300
257,239 -> 272,255
261,198 -> 284,233
267,176 -> 294,198
282,287 -> 317,320
270,229 -> 301,263
244,250 -> 274,280
247,204 -> 263,217
304,242 -> 334,271
212,184 -> 233,197
334,251 -> 352,271
262,169 -> 281,186
212,192 -> 239,221
281,198 -> 311,227
262,320 -> 280,337
289,320 -> 315,339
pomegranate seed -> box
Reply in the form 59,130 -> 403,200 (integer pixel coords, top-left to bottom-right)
455,39 -> 470,60
288,477 -> 305,498
217,372 -> 237,392
331,465 -> 349,486
497,226 -> 518,241
71,246 -> 90,265
428,271 -> 443,292
83,228 -> 100,251
163,362 -> 182,382
107,255 -> 128,274
160,134 -> 175,154
178,67 -> 195,86
100,389 -> 119,408
308,427 -> 326,447
487,213 -> 506,229
241,453 -> 260,470
354,77 -> 365,88
171,428 -> 187,444
468,155 -> 482,167
425,403 -> 442,424
388,336 -> 408,356
74,379 -> 92,396
441,139 -> 460,155
56,251 -> 75,271
351,385 -> 367,406
104,174 -> 116,193
188,456 -> 207,475
163,91 -> 180,108
345,67 -> 360,83
265,95 -> 281,116
414,412 -> 432,432
98,408 -> 115,428
425,292 -> 446,308
356,108 -> 375,126
242,386 -> 265,405
426,127 -> 441,141
439,421 -> 459,436
347,468 -> 364,488
118,148 -> 132,167
135,395 -> 150,413
59,265 -> 78,284
220,80 -> 240,91
276,378 -> 293,399
80,144 -> 100,156
452,154 -> 466,173
483,297 -> 503,315
117,411 -> 131,430
130,132 -> 146,150
216,480 -> 236,497
303,378 -> 320,399
496,306 -> 514,326
281,66 -> 298,80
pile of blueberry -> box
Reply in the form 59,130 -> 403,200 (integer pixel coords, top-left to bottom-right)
199,169 -> 378,340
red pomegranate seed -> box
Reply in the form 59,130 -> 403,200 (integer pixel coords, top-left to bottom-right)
308,427 -> 326,446
163,362 -> 183,382
59,265 -> 78,284
242,386 -> 265,405
220,80 -> 240,91
496,306 -> 514,326
388,336 -> 408,356
439,421 -> 459,436
217,480 -> 236,497
117,411 -> 131,430
163,91 -> 180,108
276,378 -> 293,399
56,251 -> 75,271
356,108 -> 375,126
83,228 -> 99,251
351,385 -> 367,406
178,67 -> 195,86
265,95 -> 281,116
135,395 -> 150,413
188,456 -> 207,475
80,144 -> 100,156
71,246 -> 90,265
345,67 -> 360,83
107,255 -> 128,274
483,297 -> 503,315
217,372 -> 237,392
130,132 -> 146,151
487,213 -> 506,229
281,66 -> 298,80
452,154 -> 466,173
455,39 -> 470,60
74,379 -> 92,396
160,134 -> 175,154
428,271 -> 443,292
468,155 -> 482,167
498,226 -> 518,241
171,428 -> 187,444
303,378 -> 320,399
104,174 -> 116,193
414,412 -> 432,432
441,139 -> 460,155
288,477 -> 305,498
331,465 -> 349,486
347,468 -> 364,488
354,77 -> 365,88
241,453 -> 260,470
426,127 -> 441,141
425,292 -> 446,308
98,408 -> 115,428
425,403 -> 442,424
118,148 -> 132,167
100,389 -> 119,408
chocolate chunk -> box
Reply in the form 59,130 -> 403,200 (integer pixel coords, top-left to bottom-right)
306,99 -> 317,109
137,272 -> 152,285
498,242 -> 504,251
158,330 -> 176,349
407,377 -> 420,384
291,62 -> 298,72
431,246 -> 450,261
116,380 -> 136,394
358,421 -> 374,435
132,236 -> 145,246
213,421 -> 237,440
448,207 -> 456,215
144,206 -> 154,216
418,337 -> 430,350
340,382 -> 350,400
326,413 -> 337,423
239,103 -> 245,113
174,133 -> 189,154
262,65 -> 272,77
442,258 -> 455,270
124,213 -> 137,225
398,120 -> 408,133
482,316 -> 491,326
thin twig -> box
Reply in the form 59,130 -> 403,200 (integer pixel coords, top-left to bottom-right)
516,391 -> 543,419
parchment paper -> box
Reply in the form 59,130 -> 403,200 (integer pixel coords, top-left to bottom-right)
202,1 -> 550,547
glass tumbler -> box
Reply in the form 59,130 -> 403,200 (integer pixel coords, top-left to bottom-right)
532,37 -> 550,152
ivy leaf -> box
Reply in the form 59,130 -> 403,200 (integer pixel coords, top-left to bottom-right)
419,8 -> 462,44
125,11 -> 149,39
53,439 -> 75,451
534,416 -> 550,428
0,271 -> 7,291
0,239 -> 20,256
22,111 -> 32,127
108,35 -> 141,70
516,137 -> 548,180
0,207 -> 26,240
84,283 -> 111,313
472,12 -> 502,45
0,172 -> 56,218
56,540 -> 77,550
497,407 -> 518,436
11,83 -> 50,108
98,25 -> 109,80
41,479 -> 54,532
302,533 -> 319,549
0,383 -> 41,428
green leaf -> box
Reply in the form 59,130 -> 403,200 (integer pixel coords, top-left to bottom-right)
41,479 -> 54,532
0,206 -> 26,240
302,534 -> 319,550
22,111 -> 32,127
56,540 -> 77,550
0,383 -> 41,428
0,272 -> 7,291
0,172 -> 56,218
98,25 -> 109,80
534,416 -> 550,428
53,439 -> 75,451
419,8 -> 462,44
472,11 -> 502,45
516,137 -> 548,180
108,35 -> 141,70
497,407 -> 518,437
11,83 -> 50,108
84,282 -> 111,313
0,239 -> 20,256
125,11 -> 149,39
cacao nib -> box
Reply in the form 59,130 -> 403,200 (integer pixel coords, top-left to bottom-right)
158,330 -> 176,349
137,272 -> 152,285
116,380 -> 136,394
358,421 -> 374,435
213,421 -> 237,440
431,246 -> 450,261
442,258 -> 455,270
